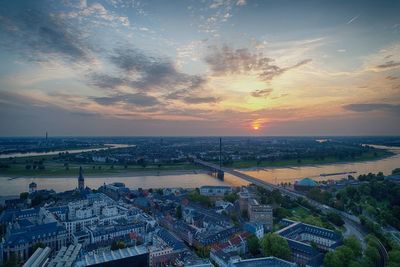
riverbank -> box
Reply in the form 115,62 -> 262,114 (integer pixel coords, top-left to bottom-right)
229,149 -> 394,169
0,164 -> 203,178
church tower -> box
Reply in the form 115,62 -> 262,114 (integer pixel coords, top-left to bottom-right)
78,166 -> 85,190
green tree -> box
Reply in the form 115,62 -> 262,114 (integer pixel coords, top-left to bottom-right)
260,233 -> 291,259
247,234 -> 260,256
388,249 -> 400,267
20,192 -> 29,200
344,235 -> 362,257
176,205 -> 182,219
111,240 -> 126,250
327,212 -> 344,226
3,253 -> 17,267
348,260 -> 363,267
223,192 -> 238,203
364,244 -> 379,267
324,251 -> 342,267
32,242 -> 45,251
336,245 -> 354,266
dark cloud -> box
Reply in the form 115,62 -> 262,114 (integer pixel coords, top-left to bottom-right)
92,93 -> 160,107
108,48 -> 206,92
376,61 -> 400,69
251,88 -> 273,98
182,96 -> 221,104
204,45 -> 311,80
386,76 -> 398,80
0,1 -> 91,63
343,103 -> 400,114
88,73 -> 126,89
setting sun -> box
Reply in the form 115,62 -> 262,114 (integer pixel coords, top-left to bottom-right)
253,126 -> 259,130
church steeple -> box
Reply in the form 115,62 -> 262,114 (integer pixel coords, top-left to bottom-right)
78,166 -> 85,190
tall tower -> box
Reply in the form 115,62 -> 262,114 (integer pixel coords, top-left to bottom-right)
78,166 -> 85,190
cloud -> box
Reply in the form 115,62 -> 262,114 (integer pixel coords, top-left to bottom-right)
92,93 -> 160,107
106,47 -> 207,93
347,15 -> 359,24
251,88 -> 273,98
386,76 -> 398,80
205,45 -> 312,80
88,73 -> 126,89
236,0 -> 247,6
182,96 -> 221,104
0,1 -> 92,63
343,103 -> 400,114
376,61 -> 400,69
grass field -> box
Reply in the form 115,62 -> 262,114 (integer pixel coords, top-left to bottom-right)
229,149 -> 393,169
0,161 -> 201,177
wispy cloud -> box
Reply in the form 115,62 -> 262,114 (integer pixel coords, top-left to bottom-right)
347,14 -> 359,24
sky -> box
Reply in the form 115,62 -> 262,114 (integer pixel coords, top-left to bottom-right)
0,0 -> 399,136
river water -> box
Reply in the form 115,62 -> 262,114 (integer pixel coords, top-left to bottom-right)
0,145 -> 398,196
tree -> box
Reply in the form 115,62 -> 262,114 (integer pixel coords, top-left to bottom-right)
327,212 -> 344,226
247,234 -> 260,256
111,240 -> 126,250
3,253 -> 17,267
32,242 -> 45,251
364,244 -> 379,267
348,261 -> 362,267
223,192 -> 238,203
260,233 -> 291,259
324,251 -> 342,267
336,245 -> 354,266
344,235 -> 362,257
388,249 -> 400,267
20,192 -> 29,200
176,205 -> 182,219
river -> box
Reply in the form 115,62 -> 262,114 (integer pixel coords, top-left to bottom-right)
0,145 -> 398,196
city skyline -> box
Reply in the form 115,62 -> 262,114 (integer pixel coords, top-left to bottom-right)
0,0 -> 399,136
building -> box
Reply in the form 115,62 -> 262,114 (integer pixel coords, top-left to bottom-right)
47,244 -> 82,267
231,256 -> 297,267
2,221 -> 67,263
276,219 -> 342,267
199,186 -> 232,197
22,247 -> 51,267
210,250 -> 240,267
78,166 -> 85,190
294,178 -> 318,191
248,199 -> 273,231
150,228 -> 187,266
74,245 -> 149,267
243,222 -> 264,239
100,182 -> 130,200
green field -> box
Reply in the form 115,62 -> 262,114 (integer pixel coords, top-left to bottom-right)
0,160 -> 201,177
229,149 -> 393,169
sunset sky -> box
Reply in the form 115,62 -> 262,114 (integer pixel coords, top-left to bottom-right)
0,0 -> 399,136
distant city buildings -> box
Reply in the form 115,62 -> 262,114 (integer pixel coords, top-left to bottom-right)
199,185 -> 232,197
